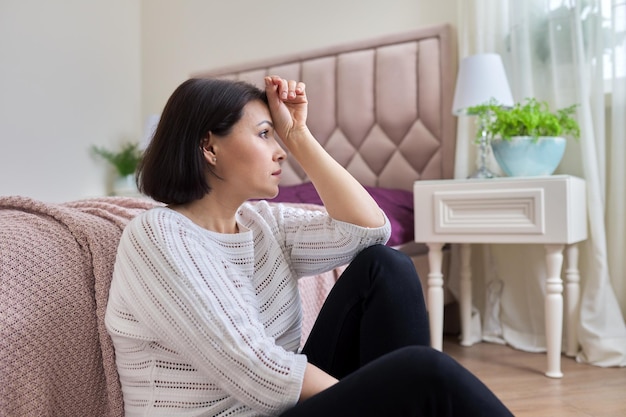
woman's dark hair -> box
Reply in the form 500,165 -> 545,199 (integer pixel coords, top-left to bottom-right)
137,78 -> 267,204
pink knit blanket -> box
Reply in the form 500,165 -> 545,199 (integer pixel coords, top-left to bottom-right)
0,196 -> 157,417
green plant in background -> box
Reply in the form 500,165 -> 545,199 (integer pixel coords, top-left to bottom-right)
91,142 -> 143,177
467,98 -> 580,142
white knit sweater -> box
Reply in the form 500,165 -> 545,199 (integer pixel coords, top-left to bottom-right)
105,201 -> 390,417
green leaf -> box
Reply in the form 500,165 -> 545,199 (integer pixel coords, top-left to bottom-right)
466,97 -> 580,142
91,142 -> 143,177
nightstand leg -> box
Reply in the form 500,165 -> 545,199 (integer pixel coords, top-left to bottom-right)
565,244 -> 581,357
426,242 -> 445,351
459,243 -> 473,346
544,244 -> 565,378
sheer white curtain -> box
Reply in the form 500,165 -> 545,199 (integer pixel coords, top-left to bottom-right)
454,0 -> 626,366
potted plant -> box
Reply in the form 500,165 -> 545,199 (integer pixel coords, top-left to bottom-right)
91,142 -> 143,195
467,98 -> 580,176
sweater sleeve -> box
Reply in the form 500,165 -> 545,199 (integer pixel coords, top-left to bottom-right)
113,208 -> 306,414
243,201 -> 392,277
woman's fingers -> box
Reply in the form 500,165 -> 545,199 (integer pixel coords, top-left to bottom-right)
294,81 -> 306,98
287,80 -> 297,99
265,76 -> 306,102
287,80 -> 306,101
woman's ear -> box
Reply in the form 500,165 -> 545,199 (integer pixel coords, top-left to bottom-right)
201,134 -> 217,165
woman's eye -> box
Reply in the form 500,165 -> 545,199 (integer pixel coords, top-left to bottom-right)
259,129 -> 270,139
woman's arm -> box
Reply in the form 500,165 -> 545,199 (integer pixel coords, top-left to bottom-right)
300,363 -> 338,402
265,76 -> 385,228
246,202 -> 389,278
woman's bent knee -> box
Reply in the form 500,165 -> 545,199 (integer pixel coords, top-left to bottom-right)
382,346 -> 454,378
354,244 -> 415,274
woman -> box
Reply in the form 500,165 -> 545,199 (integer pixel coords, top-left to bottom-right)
105,76 -> 513,416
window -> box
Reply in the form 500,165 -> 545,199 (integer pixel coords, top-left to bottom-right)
546,0 -> 625,87
607,0 -> 626,80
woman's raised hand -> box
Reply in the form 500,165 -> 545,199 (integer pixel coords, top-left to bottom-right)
264,76 -> 308,144
264,76 -> 385,229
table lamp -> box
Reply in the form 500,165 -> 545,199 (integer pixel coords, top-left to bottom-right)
452,53 -> 514,178
141,114 -> 161,150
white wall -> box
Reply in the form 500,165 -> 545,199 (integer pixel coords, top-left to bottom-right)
141,0 -> 457,121
0,0 -> 140,202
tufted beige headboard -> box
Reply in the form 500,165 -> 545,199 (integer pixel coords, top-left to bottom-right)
193,23 -> 457,191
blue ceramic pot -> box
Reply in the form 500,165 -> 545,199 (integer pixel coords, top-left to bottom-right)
491,136 -> 567,177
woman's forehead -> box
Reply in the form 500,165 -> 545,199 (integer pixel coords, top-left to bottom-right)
241,100 -> 272,123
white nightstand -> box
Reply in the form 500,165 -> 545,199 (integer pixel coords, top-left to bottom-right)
413,175 -> 587,378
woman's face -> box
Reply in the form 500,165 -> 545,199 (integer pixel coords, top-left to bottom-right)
210,100 -> 286,201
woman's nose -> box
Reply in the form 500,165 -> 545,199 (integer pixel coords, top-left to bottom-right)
275,142 -> 287,161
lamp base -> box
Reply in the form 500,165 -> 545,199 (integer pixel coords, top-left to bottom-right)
468,165 -> 498,179
469,128 -> 499,179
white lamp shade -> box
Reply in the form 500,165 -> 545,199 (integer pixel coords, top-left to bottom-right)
452,53 -> 514,115
140,114 -> 160,150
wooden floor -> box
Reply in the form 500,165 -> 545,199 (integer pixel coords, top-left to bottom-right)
443,335 -> 626,417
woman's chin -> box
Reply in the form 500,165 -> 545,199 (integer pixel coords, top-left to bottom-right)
253,186 -> 280,201
267,188 -> 280,199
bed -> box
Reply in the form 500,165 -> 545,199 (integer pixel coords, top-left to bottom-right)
194,23 -> 458,341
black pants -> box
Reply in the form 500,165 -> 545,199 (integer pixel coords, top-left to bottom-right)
280,245 -> 513,417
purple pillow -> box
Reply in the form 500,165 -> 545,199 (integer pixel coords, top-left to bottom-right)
269,182 -> 414,247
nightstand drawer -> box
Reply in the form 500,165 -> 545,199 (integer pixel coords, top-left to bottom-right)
414,175 -> 587,244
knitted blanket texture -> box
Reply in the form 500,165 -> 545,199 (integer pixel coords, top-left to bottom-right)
0,196 -> 156,417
